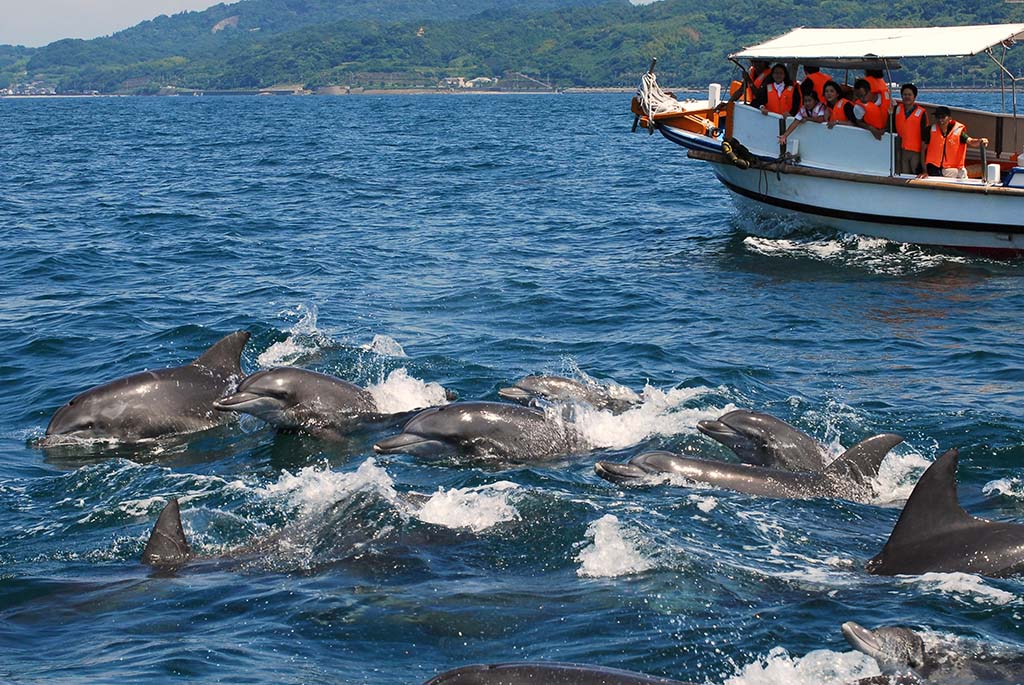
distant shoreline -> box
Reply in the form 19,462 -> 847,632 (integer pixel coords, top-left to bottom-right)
0,86 -> 1014,99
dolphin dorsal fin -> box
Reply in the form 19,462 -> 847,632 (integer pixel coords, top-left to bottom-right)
142,498 -> 192,567
192,331 -> 249,374
825,433 -> 904,485
881,449 -> 973,547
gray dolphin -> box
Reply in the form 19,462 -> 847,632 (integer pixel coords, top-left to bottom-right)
866,448 -> 1024,578
141,498 -> 193,568
45,331 -> 250,443
843,621 -> 1024,685
697,409 -> 828,472
372,401 -> 584,462
425,662 -> 697,685
498,375 -> 639,414
594,433 -> 903,502
214,367 -> 381,439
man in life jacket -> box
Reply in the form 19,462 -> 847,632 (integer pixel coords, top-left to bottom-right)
863,69 -> 892,113
753,63 -> 798,116
920,106 -> 989,179
827,79 -> 885,140
891,83 -> 929,175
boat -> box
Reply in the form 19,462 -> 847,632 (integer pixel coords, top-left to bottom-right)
634,25 -> 1024,257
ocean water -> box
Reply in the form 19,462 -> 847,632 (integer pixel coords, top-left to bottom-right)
1,91 -> 1023,684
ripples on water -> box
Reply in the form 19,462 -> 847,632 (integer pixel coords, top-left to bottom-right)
1,93 -> 1023,684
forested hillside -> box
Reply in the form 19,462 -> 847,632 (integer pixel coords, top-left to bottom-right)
6,0 -> 1024,93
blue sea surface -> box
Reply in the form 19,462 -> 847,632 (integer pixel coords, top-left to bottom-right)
1,92 -> 1023,684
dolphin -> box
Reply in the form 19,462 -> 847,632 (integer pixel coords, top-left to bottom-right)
843,621 -> 1024,685
373,401 -> 585,462
866,448 -> 1024,578
45,331 -> 250,443
214,367 -> 382,439
594,433 -> 903,502
697,409 -> 828,472
498,375 -> 639,414
424,662 -> 697,685
141,498 -> 193,568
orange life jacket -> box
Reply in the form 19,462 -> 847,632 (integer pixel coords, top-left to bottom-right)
801,71 -> 831,102
860,100 -> 886,129
746,66 -> 770,101
830,97 -> 852,123
765,83 -> 795,115
926,120 -> 967,169
895,104 -> 927,152
865,75 -> 891,111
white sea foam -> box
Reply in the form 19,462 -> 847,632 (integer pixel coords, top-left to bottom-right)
257,303 -> 329,367
258,458 -> 398,515
724,647 -> 879,685
901,572 -> 1018,606
570,385 -> 730,450
688,494 -> 718,513
870,450 -> 932,506
360,334 -> 408,358
576,514 -> 654,577
365,368 -> 450,414
983,477 -> 1024,500
742,234 -> 969,275
414,481 -> 520,532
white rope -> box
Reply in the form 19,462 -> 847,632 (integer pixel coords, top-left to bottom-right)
636,71 -> 686,117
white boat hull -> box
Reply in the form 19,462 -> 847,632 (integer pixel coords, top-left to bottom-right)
709,161 -> 1024,254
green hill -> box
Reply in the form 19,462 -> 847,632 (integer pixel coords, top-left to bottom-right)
7,0 -> 1024,93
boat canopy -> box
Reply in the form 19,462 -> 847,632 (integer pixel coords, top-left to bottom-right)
732,24 -> 1024,67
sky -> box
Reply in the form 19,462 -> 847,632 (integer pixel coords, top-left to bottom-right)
0,0 -> 223,47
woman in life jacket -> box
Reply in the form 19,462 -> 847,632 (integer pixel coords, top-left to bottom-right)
753,64 -> 798,116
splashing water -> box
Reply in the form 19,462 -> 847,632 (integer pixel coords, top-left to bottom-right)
723,647 -> 879,685
414,481 -> 521,532
360,334 -> 408,358
570,385 -> 730,450
365,368 -> 451,414
901,572 -> 1019,606
576,514 -> 654,578
258,458 -> 399,516
257,304 -> 331,367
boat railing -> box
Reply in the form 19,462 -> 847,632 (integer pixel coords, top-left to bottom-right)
730,103 -> 895,175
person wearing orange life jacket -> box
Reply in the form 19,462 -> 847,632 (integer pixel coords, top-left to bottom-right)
920,106 -> 989,179
891,83 -> 929,175
799,65 -> 832,103
827,79 -> 885,140
822,80 -> 851,124
864,69 -> 892,113
717,60 -> 771,110
752,63 -> 799,116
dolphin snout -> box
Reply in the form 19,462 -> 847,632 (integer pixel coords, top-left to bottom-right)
696,419 -> 738,440
373,433 -> 448,457
841,621 -> 881,657
213,392 -> 262,412
595,460 -> 651,483
497,386 -> 532,402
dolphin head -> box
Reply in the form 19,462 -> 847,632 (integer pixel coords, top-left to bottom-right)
698,410 -> 773,463
698,410 -> 824,471
498,375 -> 593,405
214,368 -> 306,426
842,622 -> 926,675
46,390 -> 116,440
373,405 -> 463,457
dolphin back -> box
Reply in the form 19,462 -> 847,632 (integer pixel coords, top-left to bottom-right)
142,499 -> 192,568
866,449 -> 976,575
825,433 -> 904,486
192,331 -> 250,375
